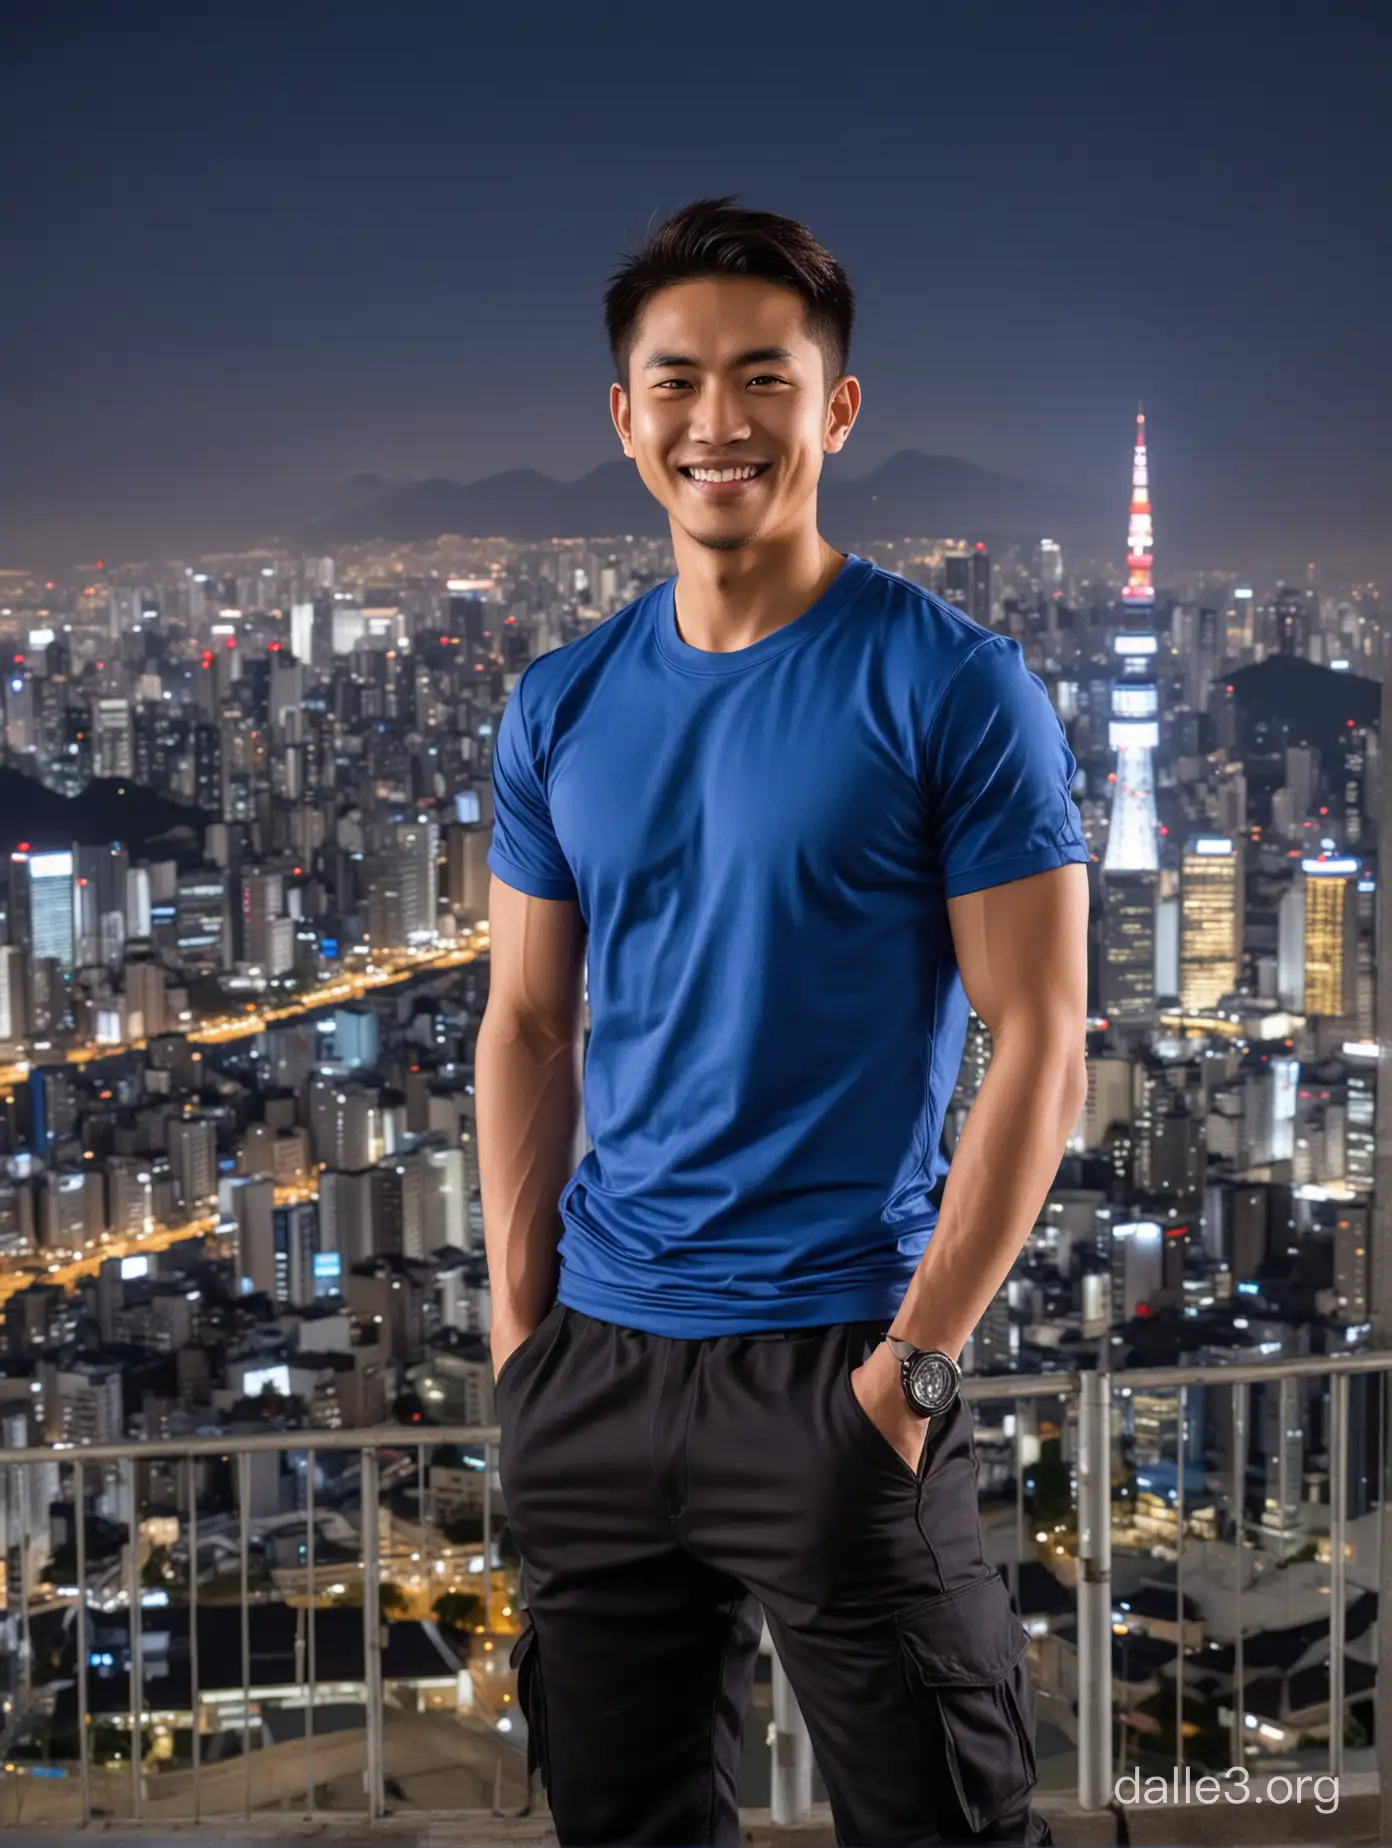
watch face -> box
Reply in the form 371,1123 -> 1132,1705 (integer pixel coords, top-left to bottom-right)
908,1352 -> 957,1416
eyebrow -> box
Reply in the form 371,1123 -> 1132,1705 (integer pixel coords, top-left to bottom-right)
641,345 -> 799,372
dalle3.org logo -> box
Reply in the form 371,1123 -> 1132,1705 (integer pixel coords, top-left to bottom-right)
1115,1767 -> 1339,1817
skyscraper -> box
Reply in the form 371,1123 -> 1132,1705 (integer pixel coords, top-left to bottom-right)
942,546 -> 991,627
1302,856 -> 1360,1020
1179,836 -> 1244,1012
23,852 -> 76,972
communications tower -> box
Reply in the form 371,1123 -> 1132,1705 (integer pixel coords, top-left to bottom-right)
1104,408 -> 1161,875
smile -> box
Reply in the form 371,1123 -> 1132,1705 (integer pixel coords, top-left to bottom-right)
678,464 -> 771,483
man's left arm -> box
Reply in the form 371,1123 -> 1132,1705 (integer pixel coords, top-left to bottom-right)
852,861 -> 1090,1457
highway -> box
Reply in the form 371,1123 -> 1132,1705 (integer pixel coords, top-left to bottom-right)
0,926 -> 490,1090
0,1170 -> 330,1309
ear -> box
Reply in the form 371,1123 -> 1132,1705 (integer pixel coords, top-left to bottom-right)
823,374 -> 861,455
610,382 -> 635,458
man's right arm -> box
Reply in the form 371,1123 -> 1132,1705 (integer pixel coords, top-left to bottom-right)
475,873 -> 587,1383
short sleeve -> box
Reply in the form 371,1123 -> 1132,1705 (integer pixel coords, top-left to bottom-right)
486,666 -> 580,902
923,635 -> 1090,899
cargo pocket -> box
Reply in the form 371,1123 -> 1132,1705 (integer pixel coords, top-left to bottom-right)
895,1571 -> 1037,1834
508,1616 -> 550,1792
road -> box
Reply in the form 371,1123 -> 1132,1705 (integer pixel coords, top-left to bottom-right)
0,1177 -> 333,1311
0,927 -> 491,1090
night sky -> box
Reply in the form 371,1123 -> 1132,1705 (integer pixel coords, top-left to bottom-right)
4,1 -> 1388,575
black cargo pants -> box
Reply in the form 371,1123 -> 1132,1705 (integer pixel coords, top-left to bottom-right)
498,1303 -> 1051,1848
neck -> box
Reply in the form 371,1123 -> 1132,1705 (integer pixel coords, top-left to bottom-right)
669,516 -> 846,655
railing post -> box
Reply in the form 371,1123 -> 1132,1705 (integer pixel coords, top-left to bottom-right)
1378,1364 -> 1392,1846
1076,1369 -> 1113,1810
306,1447 -> 316,1812
1231,1380 -> 1247,1771
1330,1371 -> 1348,1778
239,1449 -> 252,1819
1013,1397 -> 1025,1613
769,1642 -> 813,1825
16,1464 -> 31,1710
75,1461 -> 90,1828
1175,1384 -> 1186,1776
187,1455 -> 200,1823
126,1456 -> 142,1820
482,1433 -> 492,1630
362,1446 -> 385,1820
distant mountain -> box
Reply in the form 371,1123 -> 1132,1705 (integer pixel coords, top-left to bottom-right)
322,472 -> 406,518
294,452 -> 1105,551
824,450 -> 1101,545
0,768 -> 209,857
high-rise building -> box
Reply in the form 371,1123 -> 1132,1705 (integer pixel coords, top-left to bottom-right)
1301,856 -> 1359,1020
422,1142 -> 468,1252
11,850 -> 76,971
92,699 -> 134,777
1100,871 -> 1158,1023
1110,1219 -> 1164,1320
942,546 -> 991,627
168,1117 -> 217,1214
1274,584 -> 1310,656
0,946 -> 27,1045
1038,539 -> 1063,602
272,1201 -> 319,1305
240,869 -> 285,969
1179,836 -> 1244,1012
175,868 -> 229,973
1333,1205 -> 1370,1324
290,600 -> 314,663
318,1168 -> 375,1270
445,823 -> 490,926
309,1080 -> 385,1170
335,1006 -> 379,1070
369,818 -> 439,949
445,582 -> 491,651
125,960 -> 167,1041
24,1067 -> 78,1157
54,1365 -> 123,1445
968,543 -> 991,625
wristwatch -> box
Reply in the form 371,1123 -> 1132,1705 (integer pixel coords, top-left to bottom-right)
885,1337 -> 961,1419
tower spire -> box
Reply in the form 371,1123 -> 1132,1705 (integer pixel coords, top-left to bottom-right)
1122,406 -> 1155,610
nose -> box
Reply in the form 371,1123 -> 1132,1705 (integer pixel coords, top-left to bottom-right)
686,379 -> 753,448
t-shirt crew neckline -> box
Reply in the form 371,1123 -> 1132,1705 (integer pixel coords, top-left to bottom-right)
653,553 -> 871,677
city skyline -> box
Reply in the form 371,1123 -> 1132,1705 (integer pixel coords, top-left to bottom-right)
4,3 -> 1388,574
0,389 -> 1386,1814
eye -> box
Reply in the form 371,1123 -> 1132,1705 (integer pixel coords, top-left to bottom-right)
653,378 -> 693,390
748,374 -> 789,387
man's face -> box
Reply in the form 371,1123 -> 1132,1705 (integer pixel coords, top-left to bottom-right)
610,277 -> 859,552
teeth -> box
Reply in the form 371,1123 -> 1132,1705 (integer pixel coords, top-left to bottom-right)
686,466 -> 763,483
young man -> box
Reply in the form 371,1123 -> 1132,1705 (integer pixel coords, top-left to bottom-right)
477,197 -> 1089,1847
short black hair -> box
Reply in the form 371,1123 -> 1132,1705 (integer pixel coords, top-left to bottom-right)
604,196 -> 854,392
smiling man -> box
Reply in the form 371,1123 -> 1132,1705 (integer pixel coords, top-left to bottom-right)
477,197 -> 1089,1847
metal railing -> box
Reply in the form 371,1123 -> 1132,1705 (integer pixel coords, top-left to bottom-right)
0,1349 -> 1387,1829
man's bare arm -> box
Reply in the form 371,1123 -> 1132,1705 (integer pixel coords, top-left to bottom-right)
476,874 -> 587,1376
887,861 -> 1091,1358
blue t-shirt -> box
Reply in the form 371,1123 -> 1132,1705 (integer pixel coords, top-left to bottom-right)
486,555 -> 1089,1336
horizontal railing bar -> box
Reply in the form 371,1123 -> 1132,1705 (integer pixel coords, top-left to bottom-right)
0,1425 -> 504,1465
1097,1350 -> 1392,1391
5,1351 -> 1391,1466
